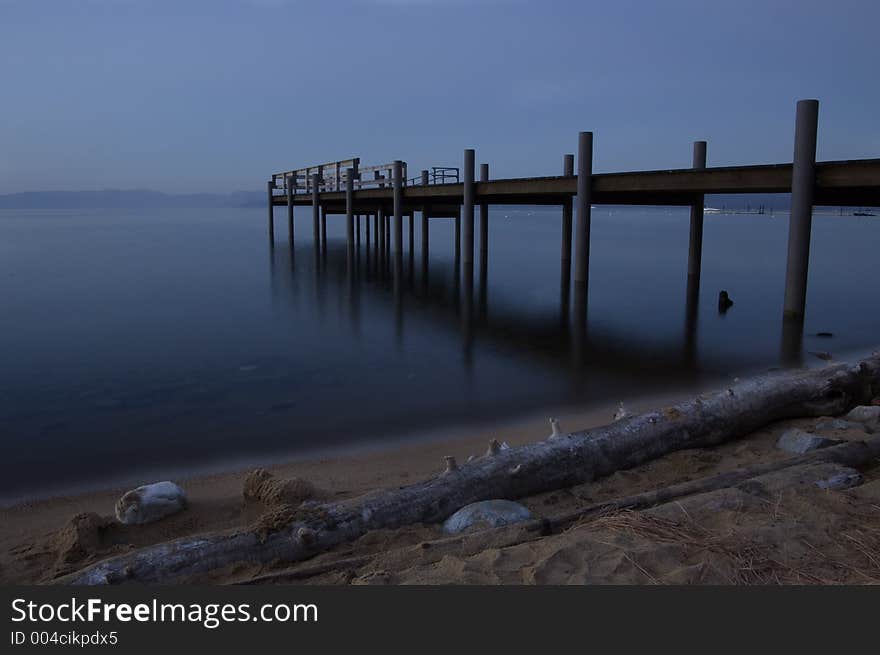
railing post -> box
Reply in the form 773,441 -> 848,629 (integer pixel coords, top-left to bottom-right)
267,180 -> 275,244
687,141 -> 708,280
574,132 -> 593,286
783,99 -> 819,320
462,149 -> 475,267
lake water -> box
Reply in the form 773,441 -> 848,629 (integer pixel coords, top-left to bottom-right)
1,206 -> 878,502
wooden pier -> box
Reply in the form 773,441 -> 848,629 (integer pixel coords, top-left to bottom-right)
267,100 -> 880,325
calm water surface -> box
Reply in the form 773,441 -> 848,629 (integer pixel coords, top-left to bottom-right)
1,206 -> 878,501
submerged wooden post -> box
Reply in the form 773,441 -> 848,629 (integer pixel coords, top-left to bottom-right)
783,99 -> 819,320
346,168 -> 355,255
574,132 -> 593,286
286,175 -> 294,244
321,207 -> 327,254
687,141 -> 708,281
311,174 -> 320,251
462,149 -> 475,267
267,180 -> 275,243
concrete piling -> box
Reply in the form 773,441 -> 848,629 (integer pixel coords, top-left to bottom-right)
783,99 -> 819,320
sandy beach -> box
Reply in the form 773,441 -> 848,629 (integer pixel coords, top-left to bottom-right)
3,381 -> 880,586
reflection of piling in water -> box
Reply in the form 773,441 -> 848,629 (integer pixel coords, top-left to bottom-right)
479,163 -> 489,320
684,272 -> 700,366
461,261 -> 474,368
571,281 -> 588,367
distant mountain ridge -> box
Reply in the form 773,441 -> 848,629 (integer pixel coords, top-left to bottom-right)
0,189 -> 264,209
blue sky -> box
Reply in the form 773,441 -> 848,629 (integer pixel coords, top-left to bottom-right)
1,0 -> 878,193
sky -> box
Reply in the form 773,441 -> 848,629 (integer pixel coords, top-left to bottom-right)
1,0 -> 879,194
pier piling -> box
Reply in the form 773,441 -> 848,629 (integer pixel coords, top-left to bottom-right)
311,174 -> 320,253
286,176 -> 294,244
393,161 -> 403,267
687,141 -> 708,281
783,99 -> 819,320
346,168 -> 354,255
462,149 -> 475,267
479,163 -> 489,259
561,153 -> 574,277
574,132 -> 593,286
267,180 -> 275,244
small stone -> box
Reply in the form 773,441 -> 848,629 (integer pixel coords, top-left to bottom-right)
443,499 -> 532,535
844,405 -> 880,431
776,429 -> 840,455
815,471 -> 863,491
814,418 -> 868,433
115,481 -> 187,525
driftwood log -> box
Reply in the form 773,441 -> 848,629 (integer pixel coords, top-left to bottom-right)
62,353 -> 880,584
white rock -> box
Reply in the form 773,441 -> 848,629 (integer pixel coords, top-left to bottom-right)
115,481 -> 187,525
443,499 -> 532,534
844,405 -> 880,431
776,429 -> 839,455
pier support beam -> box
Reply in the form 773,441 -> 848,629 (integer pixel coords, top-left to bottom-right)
286,176 -> 294,245
574,132 -> 593,286
687,141 -> 708,280
462,149 -> 475,268
393,161 -> 403,269
783,99 -> 819,320
267,181 -> 275,244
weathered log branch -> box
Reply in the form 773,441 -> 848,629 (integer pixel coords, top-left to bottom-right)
60,353 -> 880,584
